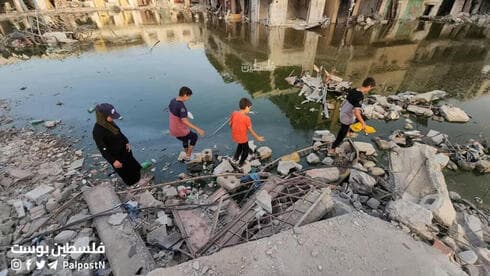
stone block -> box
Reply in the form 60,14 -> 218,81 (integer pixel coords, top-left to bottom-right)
277,160 -> 302,175
25,184 -> 54,203
306,153 -> 320,164
213,159 -> 234,175
217,176 -> 241,192
201,149 -> 213,162
257,146 -> 272,160
255,190 -> 272,213
305,168 -> 339,183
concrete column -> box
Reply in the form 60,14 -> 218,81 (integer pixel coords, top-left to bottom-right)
351,0 -> 362,16
231,0 -> 237,13
324,0 -> 340,23
250,0 -> 260,22
31,0 -> 50,10
307,0 -> 327,24
185,0 -> 190,9
268,0 -> 288,26
250,23 -> 260,47
449,0 -> 464,15
12,0 -> 28,12
302,31 -> 319,70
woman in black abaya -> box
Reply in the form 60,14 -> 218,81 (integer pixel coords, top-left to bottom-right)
92,103 -> 142,185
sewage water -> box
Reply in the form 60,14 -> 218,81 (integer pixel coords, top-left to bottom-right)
0,12 -> 489,204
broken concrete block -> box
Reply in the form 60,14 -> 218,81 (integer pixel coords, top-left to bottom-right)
279,188 -> 334,227
367,198 -> 380,209
305,168 -> 339,183
372,137 -> 396,150
462,213 -> 484,244
187,153 -> 203,164
354,142 -> 376,156
71,236 -> 90,260
387,199 -> 433,239
306,153 -> 320,164
54,230 -> 76,244
458,250 -> 478,265
257,146 -> 272,160
407,105 -> 434,117
162,186 -> 178,197
411,90 -> 447,104
250,159 -> 262,167
426,130 -> 447,145
156,211 -> 172,227
369,167 -> 385,176
45,198 -> 58,211
255,190 -> 272,213
476,160 -> 490,173
217,175 -> 241,192
29,205 -> 45,219
201,149 -> 213,162
312,130 -> 335,143
11,200 -> 25,218
108,213 -> 127,226
277,160 -> 302,175
349,164 -> 376,194
432,239 -> 454,258
390,144 -> 456,227
68,158 -> 84,171
83,183 -> 156,274
147,226 -> 168,245
322,157 -> 334,165
281,152 -> 300,163
136,191 -> 163,208
440,105 -> 470,123
213,159 -> 234,175
24,184 -> 54,203
363,161 -> 375,168
435,153 -> 450,168
7,168 -> 33,181
172,209 -> 212,255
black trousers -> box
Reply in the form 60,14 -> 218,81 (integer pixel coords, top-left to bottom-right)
332,123 -> 350,149
234,142 -> 250,165
176,131 -> 198,148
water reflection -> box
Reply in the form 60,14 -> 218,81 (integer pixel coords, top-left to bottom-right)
1,12 -> 489,204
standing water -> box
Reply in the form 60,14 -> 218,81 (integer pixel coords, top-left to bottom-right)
0,12 -> 489,205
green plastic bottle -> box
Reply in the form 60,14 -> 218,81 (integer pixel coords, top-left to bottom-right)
141,161 -> 152,170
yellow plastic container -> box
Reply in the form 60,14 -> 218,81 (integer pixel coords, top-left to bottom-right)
350,122 -> 376,134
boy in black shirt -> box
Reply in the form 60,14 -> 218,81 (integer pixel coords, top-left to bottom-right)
329,77 -> 376,154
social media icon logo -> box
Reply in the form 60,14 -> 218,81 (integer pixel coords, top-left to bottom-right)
10,259 -> 22,271
36,259 -> 46,269
48,260 -> 58,270
25,259 -> 33,270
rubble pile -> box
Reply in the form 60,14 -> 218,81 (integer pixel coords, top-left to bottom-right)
285,73 -> 471,124
0,128 -> 110,275
0,97 -> 488,275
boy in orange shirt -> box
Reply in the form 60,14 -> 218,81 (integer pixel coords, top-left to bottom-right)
230,98 -> 265,166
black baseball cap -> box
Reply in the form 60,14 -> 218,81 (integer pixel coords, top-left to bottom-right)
96,103 -> 121,119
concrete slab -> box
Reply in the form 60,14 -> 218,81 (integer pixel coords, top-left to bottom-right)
83,183 -> 155,275
149,213 -> 465,276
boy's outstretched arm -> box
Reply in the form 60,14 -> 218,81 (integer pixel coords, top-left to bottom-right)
248,127 -> 265,142
182,118 -> 205,136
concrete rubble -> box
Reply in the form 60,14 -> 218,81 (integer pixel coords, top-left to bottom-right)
286,71 -> 471,125
0,100 -> 487,275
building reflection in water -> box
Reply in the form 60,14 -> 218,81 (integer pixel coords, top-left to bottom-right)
0,11 -> 488,129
